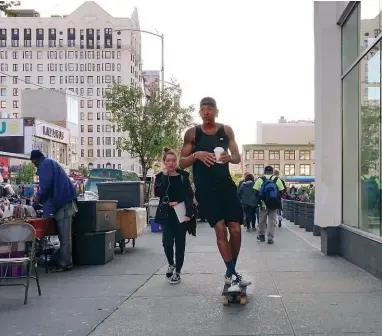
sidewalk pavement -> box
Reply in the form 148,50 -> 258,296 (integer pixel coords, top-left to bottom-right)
1,220 -> 382,336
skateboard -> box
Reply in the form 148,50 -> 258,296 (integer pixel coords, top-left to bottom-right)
221,283 -> 247,306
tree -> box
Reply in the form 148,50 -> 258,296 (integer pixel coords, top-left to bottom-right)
78,166 -> 89,177
15,162 -> 35,184
105,81 -> 194,179
0,1 -> 20,16
360,104 -> 380,174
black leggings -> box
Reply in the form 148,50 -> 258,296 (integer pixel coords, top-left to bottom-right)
162,212 -> 187,273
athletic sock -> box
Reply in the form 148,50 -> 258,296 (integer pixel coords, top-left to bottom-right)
224,260 -> 237,277
232,257 -> 238,267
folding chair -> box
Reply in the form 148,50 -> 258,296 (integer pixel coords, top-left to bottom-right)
0,222 -> 42,304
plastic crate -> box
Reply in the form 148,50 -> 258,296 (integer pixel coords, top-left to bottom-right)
149,218 -> 162,233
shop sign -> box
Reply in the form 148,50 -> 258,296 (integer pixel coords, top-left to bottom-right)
0,119 -> 23,137
43,126 -> 65,140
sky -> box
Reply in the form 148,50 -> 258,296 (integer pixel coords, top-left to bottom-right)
17,0 -> 315,148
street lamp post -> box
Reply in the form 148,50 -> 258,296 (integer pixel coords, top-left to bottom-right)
114,28 -> 164,90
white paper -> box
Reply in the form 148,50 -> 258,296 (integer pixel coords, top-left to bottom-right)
173,202 -> 187,223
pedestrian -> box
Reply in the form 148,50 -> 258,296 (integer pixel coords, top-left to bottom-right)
237,173 -> 258,232
154,148 -> 195,284
273,169 -> 286,227
253,165 -> 285,244
179,97 -> 251,288
30,150 -> 77,272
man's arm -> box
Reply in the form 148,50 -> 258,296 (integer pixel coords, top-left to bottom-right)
36,160 -> 54,203
225,125 -> 241,164
179,128 -> 196,169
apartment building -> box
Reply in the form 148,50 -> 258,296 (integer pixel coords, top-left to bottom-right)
242,144 -> 315,178
0,1 -> 142,172
256,116 -> 315,145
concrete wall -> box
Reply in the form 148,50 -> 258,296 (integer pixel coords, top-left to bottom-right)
314,1 -> 347,228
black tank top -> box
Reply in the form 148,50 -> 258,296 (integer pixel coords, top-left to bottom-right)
192,124 -> 234,191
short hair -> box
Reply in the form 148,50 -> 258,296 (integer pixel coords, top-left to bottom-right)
274,169 -> 280,176
245,173 -> 254,181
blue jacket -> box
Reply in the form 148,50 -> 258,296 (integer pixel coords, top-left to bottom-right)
36,157 -> 76,216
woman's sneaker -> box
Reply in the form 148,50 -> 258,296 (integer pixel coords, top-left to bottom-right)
234,273 -> 252,287
166,264 -> 175,278
170,272 -> 181,284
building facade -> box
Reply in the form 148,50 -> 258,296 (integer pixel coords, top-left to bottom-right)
256,116 -> 315,145
0,1 -> 142,172
315,1 -> 382,279
242,144 -> 315,178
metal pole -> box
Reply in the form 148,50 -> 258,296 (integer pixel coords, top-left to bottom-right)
161,34 -> 164,91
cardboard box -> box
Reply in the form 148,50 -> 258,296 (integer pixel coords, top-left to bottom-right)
116,208 -> 147,239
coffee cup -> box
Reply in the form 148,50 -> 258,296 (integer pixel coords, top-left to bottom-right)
214,147 -> 224,163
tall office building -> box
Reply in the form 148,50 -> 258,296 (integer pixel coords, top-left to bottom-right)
0,1 -> 142,172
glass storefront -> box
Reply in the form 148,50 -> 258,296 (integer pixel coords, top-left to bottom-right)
342,1 -> 382,236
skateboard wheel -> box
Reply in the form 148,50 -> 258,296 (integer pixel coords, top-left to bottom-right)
222,296 -> 229,306
240,296 -> 247,305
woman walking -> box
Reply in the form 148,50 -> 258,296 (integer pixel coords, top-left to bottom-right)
237,173 -> 258,232
154,148 -> 196,284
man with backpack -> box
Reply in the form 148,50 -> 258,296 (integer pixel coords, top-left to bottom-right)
253,166 -> 285,244
238,173 -> 258,232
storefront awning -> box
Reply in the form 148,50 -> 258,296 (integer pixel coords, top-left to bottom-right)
0,151 -> 30,160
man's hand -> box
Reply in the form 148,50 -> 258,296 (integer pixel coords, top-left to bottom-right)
219,151 -> 231,164
184,216 -> 191,222
195,151 -> 216,167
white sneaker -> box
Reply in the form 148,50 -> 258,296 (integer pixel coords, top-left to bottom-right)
235,273 -> 252,287
166,264 -> 175,278
170,272 -> 181,284
227,284 -> 241,292
224,275 -> 232,285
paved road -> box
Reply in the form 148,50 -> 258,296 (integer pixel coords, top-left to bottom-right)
1,221 -> 382,336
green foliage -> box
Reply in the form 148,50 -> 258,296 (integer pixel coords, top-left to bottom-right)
105,81 -> 194,178
78,166 -> 89,177
0,1 -> 20,15
360,104 -> 380,174
16,162 -> 35,184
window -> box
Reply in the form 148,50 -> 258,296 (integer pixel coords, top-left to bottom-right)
105,112 -> 111,120
25,76 -> 31,84
87,88 -> 93,96
37,64 -> 43,71
38,76 -> 43,84
12,100 -> 18,108
105,149 -> 111,157
284,150 -> 295,160
106,125 -> 111,132
0,88 -> 5,96
0,101 -> 6,108
80,137 -> 84,145
118,150 -> 122,157
284,164 -> 295,176
269,150 -> 280,160
88,137 -> 93,145
105,137 -> 111,145
80,125 -> 84,133
87,76 -> 93,84
81,149 -> 84,157
253,150 -> 264,160
117,39 -> 121,49
254,164 -> 264,176
37,51 -> 43,59
97,125 -> 101,132
88,149 -> 93,157
87,100 -> 93,108
299,150 -> 311,160
272,164 -> 280,171
300,164 -> 311,176
13,88 -> 18,96
97,149 -> 101,157
50,76 -> 55,84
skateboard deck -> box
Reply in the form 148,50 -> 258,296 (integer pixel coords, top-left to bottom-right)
221,283 -> 247,306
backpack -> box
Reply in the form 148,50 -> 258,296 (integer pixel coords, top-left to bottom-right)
239,181 -> 257,206
361,176 -> 380,209
258,176 -> 281,210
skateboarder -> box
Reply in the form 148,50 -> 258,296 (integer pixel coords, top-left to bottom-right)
179,97 -> 251,287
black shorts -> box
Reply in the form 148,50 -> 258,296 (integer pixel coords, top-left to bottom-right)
195,185 -> 243,227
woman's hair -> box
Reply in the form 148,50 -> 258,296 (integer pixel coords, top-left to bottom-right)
163,147 -> 177,161
245,173 -> 254,181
